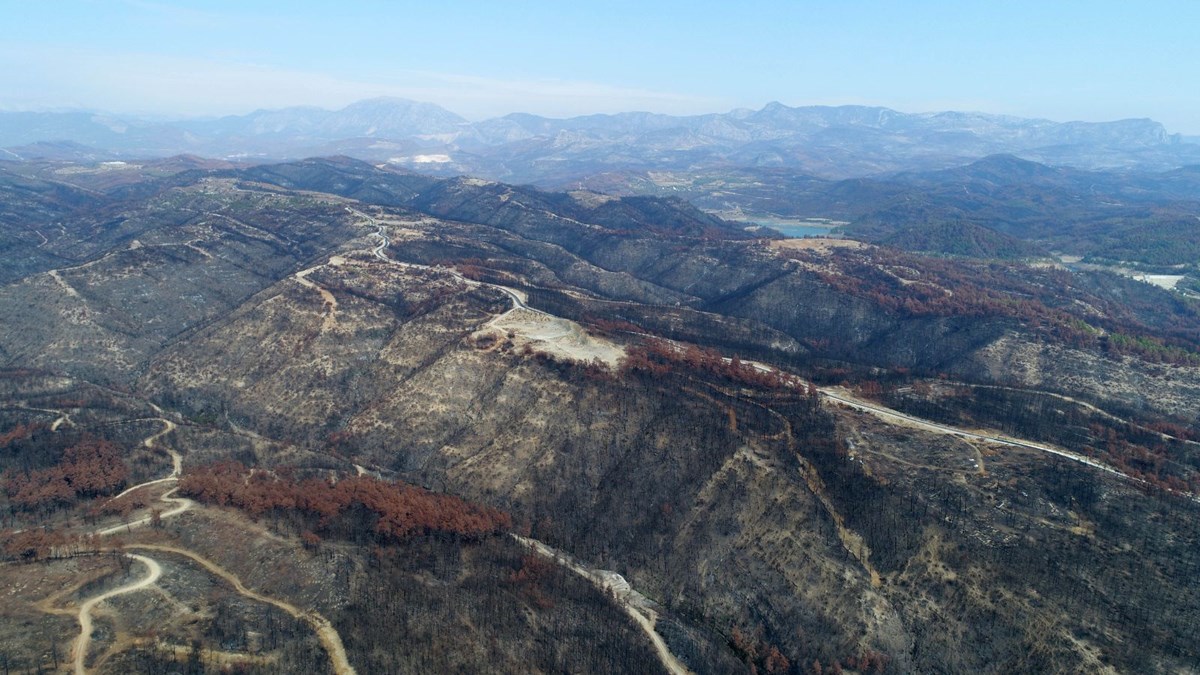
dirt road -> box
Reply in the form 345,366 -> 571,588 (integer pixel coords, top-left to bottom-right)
350,205 -> 533,312
107,418 -> 180,502
98,418 -> 192,535
822,388 -> 1135,479
126,544 -> 356,675
512,535 -> 691,675
69,414 -> 355,673
95,488 -> 194,536
946,381 -> 1200,447
72,553 -> 162,675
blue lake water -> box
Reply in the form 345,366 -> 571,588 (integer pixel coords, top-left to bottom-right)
767,223 -> 837,238
744,219 -> 838,238
723,213 -> 842,238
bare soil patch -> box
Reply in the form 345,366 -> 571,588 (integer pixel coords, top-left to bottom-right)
477,308 -> 626,367
769,238 -> 866,252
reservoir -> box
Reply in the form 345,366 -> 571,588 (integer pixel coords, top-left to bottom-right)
748,216 -> 844,238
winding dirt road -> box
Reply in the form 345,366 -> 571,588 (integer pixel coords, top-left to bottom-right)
70,418 -> 190,672
97,418 -> 192,535
17,402 -> 75,431
125,544 -> 356,675
944,381 -> 1200,447
294,265 -> 339,332
351,206 -> 534,313
651,337 -> 1146,486
65,413 -> 356,674
72,553 -> 162,675
106,418 -> 180,503
95,488 -> 195,536
825,390 -> 1196,503
821,388 -> 1136,480
512,535 -> 691,675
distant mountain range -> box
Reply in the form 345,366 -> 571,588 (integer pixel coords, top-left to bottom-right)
3,97 -> 1199,181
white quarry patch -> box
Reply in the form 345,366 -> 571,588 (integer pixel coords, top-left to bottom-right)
416,132 -> 463,143
1059,256 -> 1186,291
389,154 -> 453,164
1132,274 -> 1185,290
54,162 -> 141,175
475,307 -> 625,367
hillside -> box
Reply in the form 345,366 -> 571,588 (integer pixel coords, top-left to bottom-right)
0,158 -> 1198,673
575,156 -> 1200,274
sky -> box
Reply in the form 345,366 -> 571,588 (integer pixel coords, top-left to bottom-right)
3,0 -> 1198,133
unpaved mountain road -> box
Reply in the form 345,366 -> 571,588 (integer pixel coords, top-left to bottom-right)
96,418 -> 193,536
822,388 -> 1134,480
64,412 -> 357,675
72,553 -> 162,675
94,488 -> 195,536
649,336 -> 1166,493
352,206 -> 534,312
125,544 -> 356,675
106,418 -> 180,502
354,207 -> 624,365
513,535 -> 692,675
822,387 -> 1200,504
70,418 -> 189,672
944,381 -> 1200,447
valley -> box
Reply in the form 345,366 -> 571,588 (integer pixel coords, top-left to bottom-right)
0,156 -> 1198,673
9,0 -> 1200,669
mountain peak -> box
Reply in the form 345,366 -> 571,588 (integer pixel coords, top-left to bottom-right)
928,154 -> 1068,184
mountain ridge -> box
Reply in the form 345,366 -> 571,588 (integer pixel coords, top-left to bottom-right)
2,156 -> 1200,673
3,98 -> 1196,179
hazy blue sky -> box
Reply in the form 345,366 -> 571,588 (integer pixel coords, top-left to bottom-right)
3,0 -> 1198,132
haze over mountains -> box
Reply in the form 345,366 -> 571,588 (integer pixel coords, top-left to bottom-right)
3,86 -> 1200,675
4,97 -> 1199,182
8,0 -> 1200,670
